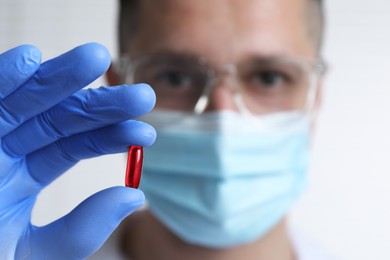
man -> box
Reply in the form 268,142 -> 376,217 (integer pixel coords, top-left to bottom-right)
0,0 -> 327,259
101,0 -> 327,259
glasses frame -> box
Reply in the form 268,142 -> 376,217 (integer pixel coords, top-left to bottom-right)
116,53 -> 326,124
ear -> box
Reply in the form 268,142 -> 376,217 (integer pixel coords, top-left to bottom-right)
105,64 -> 122,86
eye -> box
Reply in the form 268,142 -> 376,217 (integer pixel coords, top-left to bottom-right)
249,71 -> 286,88
154,70 -> 193,89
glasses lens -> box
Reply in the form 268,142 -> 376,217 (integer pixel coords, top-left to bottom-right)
125,55 -> 318,116
237,58 -> 314,115
131,55 -> 209,111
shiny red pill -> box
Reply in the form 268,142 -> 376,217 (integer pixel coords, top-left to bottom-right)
125,146 -> 143,188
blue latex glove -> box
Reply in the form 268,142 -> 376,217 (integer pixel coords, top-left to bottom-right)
0,43 -> 156,259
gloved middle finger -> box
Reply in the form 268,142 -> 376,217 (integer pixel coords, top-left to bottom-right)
27,119 -> 156,186
2,84 -> 155,157
0,42 -> 110,138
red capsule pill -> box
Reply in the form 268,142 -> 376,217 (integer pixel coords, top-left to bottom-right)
125,146 -> 143,188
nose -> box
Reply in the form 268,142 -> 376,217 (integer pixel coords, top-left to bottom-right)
203,81 -> 239,113
199,65 -> 240,113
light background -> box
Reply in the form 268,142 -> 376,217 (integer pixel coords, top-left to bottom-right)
1,1 -> 390,259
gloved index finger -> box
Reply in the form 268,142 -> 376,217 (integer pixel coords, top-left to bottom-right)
2,84 -> 156,157
0,42 -> 110,137
0,45 -> 41,100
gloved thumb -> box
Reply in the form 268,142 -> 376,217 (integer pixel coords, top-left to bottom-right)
28,187 -> 144,260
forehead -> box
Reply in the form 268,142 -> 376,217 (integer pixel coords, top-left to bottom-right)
129,0 -> 315,62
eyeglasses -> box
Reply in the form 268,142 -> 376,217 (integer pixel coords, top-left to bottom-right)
117,53 -> 325,117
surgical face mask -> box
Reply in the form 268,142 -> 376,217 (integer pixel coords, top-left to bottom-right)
140,111 -> 310,248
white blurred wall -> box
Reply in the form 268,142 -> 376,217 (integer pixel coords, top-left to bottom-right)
2,1 -> 390,259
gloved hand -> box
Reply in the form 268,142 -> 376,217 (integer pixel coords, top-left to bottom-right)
0,43 -> 156,259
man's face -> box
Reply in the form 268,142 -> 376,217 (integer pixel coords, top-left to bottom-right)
125,0 -> 318,113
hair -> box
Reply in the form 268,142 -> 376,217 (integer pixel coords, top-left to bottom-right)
118,0 -> 325,55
